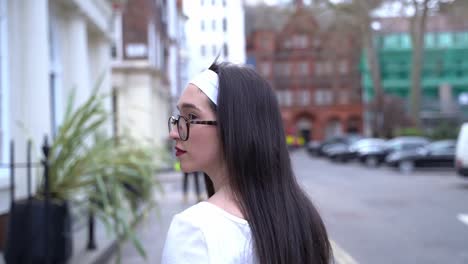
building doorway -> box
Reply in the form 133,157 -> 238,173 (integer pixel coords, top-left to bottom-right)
347,116 -> 361,134
296,117 -> 313,142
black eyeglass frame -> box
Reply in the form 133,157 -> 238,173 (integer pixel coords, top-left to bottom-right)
168,115 -> 217,141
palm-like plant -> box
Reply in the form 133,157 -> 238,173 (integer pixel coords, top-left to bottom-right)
43,84 -> 162,262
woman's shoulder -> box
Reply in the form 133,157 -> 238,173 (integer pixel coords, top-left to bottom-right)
163,202 -> 254,264
178,201 -> 248,227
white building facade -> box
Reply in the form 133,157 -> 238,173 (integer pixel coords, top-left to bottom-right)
183,0 -> 246,82
111,0 -> 173,157
0,0 -> 113,215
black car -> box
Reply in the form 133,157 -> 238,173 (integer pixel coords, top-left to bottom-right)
323,143 -> 349,160
307,135 -> 361,157
329,138 -> 387,162
385,140 -> 457,173
358,136 -> 429,167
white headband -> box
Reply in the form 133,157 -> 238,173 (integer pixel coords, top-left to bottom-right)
189,69 -> 219,105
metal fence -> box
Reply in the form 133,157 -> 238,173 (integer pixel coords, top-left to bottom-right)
1,136 -> 96,264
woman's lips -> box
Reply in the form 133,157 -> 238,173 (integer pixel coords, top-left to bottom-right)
175,147 -> 186,157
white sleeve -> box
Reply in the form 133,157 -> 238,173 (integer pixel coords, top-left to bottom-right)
161,214 -> 209,264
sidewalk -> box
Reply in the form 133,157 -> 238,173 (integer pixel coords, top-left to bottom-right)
0,170 -> 193,264
105,170 -> 206,264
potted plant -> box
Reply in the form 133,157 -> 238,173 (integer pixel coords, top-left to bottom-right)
4,83 -> 162,263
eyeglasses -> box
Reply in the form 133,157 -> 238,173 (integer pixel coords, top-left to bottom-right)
168,115 -> 217,141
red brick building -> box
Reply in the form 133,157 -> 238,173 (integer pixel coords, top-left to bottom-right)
246,3 -> 363,142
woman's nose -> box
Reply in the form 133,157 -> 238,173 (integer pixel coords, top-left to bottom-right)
169,124 -> 179,140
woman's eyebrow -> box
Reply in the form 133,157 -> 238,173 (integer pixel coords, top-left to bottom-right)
177,103 -> 201,111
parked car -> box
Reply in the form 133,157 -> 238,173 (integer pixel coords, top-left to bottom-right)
455,123 -> 468,177
358,136 -> 430,167
306,140 -> 322,155
330,138 -> 387,162
307,134 -> 361,157
306,136 -> 346,156
386,140 -> 457,173
323,143 -> 349,160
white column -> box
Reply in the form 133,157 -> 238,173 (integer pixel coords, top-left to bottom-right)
3,0 -> 50,211
22,0 -> 51,142
68,14 -> 90,107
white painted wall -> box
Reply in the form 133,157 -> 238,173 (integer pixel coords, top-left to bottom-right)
112,1 -> 175,154
112,63 -> 171,150
0,0 -> 113,214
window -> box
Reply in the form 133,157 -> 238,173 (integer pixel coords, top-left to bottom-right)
276,90 -> 292,106
383,34 -> 400,48
455,32 -> 468,46
222,18 -> 227,32
212,19 -> 216,31
201,20 -> 205,31
338,60 -> 348,74
438,33 -> 453,47
212,45 -> 216,56
201,45 -> 206,56
425,33 -> 435,48
275,63 -> 283,75
283,63 -> 291,76
401,34 -> 411,48
324,61 -> 333,75
276,91 -> 284,105
284,90 -> 292,106
223,43 -> 228,57
223,0 -> 226,7
201,0 -> 204,6
298,89 -> 310,106
299,62 -> 308,75
315,62 -> 323,75
315,89 -> 333,105
0,0 -> 9,181
212,0 -> 215,5
293,35 -> 308,49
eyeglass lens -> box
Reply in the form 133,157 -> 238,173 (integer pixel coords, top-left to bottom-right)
178,116 -> 187,140
169,116 -> 189,141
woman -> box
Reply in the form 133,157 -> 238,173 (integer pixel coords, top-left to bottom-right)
163,62 -> 331,264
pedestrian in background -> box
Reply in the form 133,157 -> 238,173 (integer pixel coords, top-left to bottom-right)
164,62 -> 331,264
182,171 -> 201,202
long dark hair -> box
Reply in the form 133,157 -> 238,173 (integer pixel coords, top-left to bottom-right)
207,62 -> 332,264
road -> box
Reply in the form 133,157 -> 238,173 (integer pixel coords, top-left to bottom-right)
112,149 -> 468,264
295,149 -> 468,264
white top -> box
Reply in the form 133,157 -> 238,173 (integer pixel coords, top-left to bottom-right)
161,201 -> 255,264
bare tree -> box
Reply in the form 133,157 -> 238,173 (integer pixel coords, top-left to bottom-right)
408,0 -> 432,128
388,0 -> 465,127
316,0 -> 387,136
